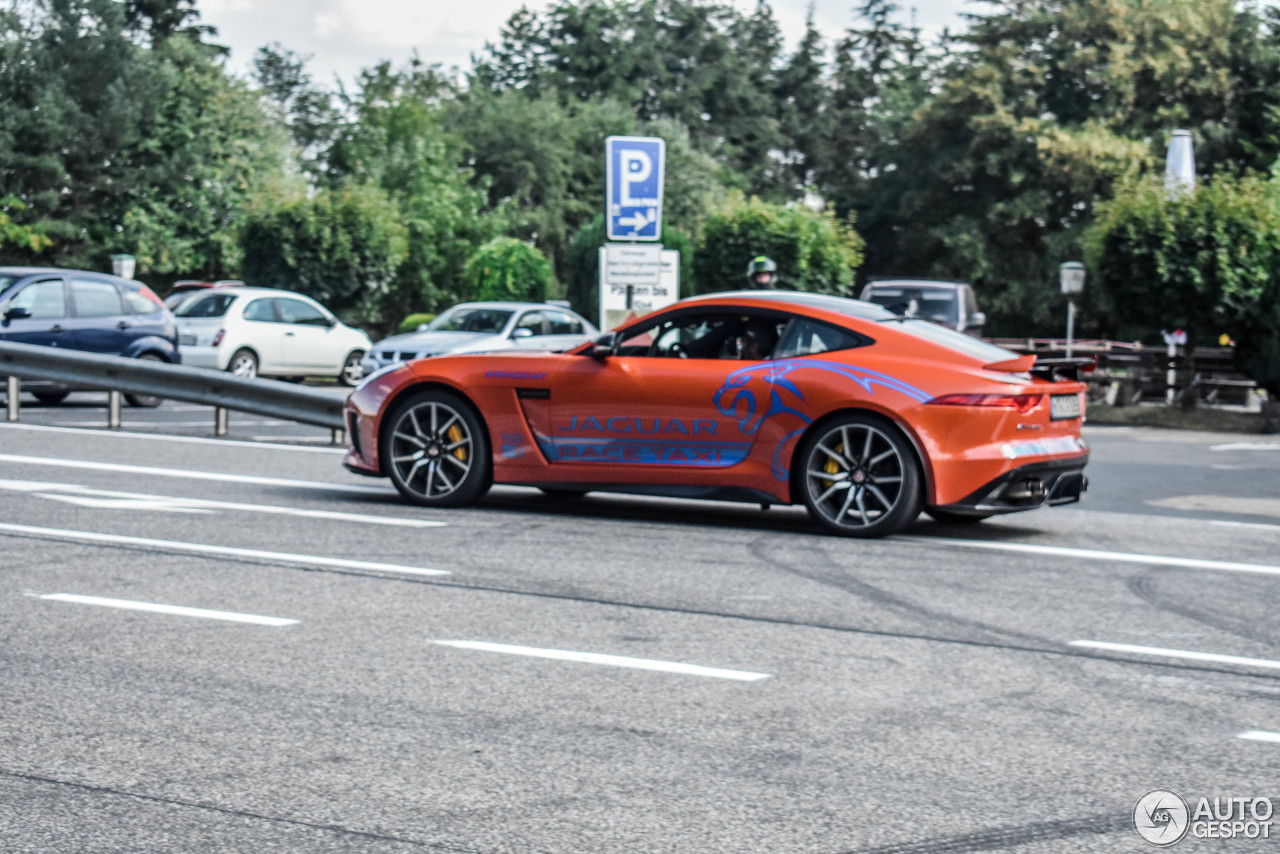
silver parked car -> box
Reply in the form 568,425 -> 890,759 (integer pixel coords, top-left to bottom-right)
361,302 -> 599,375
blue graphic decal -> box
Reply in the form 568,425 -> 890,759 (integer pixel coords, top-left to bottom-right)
500,433 -> 528,460
486,370 -> 547,380
713,359 -> 930,479
538,438 -> 751,467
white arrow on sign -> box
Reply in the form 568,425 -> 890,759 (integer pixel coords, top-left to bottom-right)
618,210 -> 655,232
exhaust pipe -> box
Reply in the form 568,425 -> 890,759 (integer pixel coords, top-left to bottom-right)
1003,478 -> 1047,502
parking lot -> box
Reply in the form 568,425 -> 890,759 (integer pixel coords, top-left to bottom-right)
2,394 -> 1278,852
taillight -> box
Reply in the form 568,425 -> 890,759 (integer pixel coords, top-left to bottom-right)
211,329 -> 225,347
929,393 -> 1043,414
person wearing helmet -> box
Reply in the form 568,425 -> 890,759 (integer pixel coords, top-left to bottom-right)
746,256 -> 778,289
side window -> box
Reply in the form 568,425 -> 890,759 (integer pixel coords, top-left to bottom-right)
123,289 -> 160,314
70,279 -> 124,318
774,318 -> 868,359
545,311 -> 583,335
515,312 -> 546,336
243,299 -> 276,322
10,279 -> 67,319
619,313 -> 778,360
276,298 -> 329,326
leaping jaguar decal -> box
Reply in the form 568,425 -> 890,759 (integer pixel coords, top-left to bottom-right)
713,359 -> 931,479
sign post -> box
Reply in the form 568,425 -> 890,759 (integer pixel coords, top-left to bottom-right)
1059,261 -> 1085,358
606,136 -> 665,241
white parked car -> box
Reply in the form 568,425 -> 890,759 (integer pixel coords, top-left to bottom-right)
361,301 -> 599,376
174,287 -> 372,385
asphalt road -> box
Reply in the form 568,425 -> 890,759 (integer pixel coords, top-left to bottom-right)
1,400 -> 1278,853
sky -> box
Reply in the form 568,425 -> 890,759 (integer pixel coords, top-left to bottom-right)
197,0 -> 977,88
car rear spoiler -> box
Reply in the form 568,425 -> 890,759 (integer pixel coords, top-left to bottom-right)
983,355 -> 1096,381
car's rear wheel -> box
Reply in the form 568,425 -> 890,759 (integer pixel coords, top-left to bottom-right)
384,390 -> 490,507
798,413 -> 921,537
339,350 -> 365,387
926,508 -> 993,525
227,349 -> 258,379
33,390 -> 70,404
125,353 -> 165,407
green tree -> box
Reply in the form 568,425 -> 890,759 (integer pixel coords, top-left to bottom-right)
693,194 -> 863,294
465,237 -> 553,303
240,181 -> 408,319
1085,172 -> 1280,402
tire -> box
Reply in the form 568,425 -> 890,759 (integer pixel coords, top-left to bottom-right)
797,413 -> 922,537
227,349 -> 258,379
538,487 -> 589,499
383,390 -> 491,507
926,508 -> 993,525
339,350 -> 365,387
125,353 -> 164,407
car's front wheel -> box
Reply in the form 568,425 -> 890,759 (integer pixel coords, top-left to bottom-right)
798,413 -> 922,537
383,390 -> 490,507
339,350 -> 365,387
33,390 -> 70,405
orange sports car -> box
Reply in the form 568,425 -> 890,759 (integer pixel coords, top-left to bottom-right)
344,291 -> 1089,537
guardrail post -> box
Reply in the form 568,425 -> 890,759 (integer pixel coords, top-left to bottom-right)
5,376 -> 18,422
331,427 -> 345,446
215,406 -> 229,437
108,391 -> 122,429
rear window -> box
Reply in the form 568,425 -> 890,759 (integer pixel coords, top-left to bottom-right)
176,293 -> 237,318
863,286 -> 959,325
886,318 -> 1017,362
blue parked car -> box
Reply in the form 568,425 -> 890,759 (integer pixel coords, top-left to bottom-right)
0,266 -> 181,406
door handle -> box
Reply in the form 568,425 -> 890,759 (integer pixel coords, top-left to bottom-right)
285,331 -> 295,336
117,321 -> 131,330
50,325 -> 66,333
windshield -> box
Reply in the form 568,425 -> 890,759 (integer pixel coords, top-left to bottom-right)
885,317 -> 1016,362
426,307 -> 514,334
175,292 -> 237,318
0,276 -> 16,294
864,287 -> 960,325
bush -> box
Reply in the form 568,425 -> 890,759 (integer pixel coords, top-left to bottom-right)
465,237 -> 552,303
398,313 -> 436,334
693,194 -> 863,295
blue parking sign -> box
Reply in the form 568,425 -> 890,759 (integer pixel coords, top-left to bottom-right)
606,136 -> 665,241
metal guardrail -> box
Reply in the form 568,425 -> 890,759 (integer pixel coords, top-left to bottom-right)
0,341 -> 346,440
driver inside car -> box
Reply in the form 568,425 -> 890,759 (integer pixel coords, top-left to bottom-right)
734,319 -> 779,360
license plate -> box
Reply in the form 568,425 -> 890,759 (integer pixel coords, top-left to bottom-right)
1050,393 -> 1081,420
179,333 -> 197,346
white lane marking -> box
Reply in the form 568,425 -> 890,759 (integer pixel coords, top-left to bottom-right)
908,536 -> 1280,578
1070,641 -> 1280,671
0,422 -> 345,454
0,479 -> 443,527
0,453 -> 392,496
1238,731 -> 1280,744
432,640 -> 771,681
251,436 -> 334,443
0,522 -> 449,576
37,593 -> 298,626
1211,442 -> 1280,451
1213,520 -> 1280,533
52,420 -> 302,428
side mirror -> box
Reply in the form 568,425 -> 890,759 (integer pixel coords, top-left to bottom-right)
967,311 -> 986,330
511,327 -> 534,339
591,331 -> 618,359
4,306 -> 31,322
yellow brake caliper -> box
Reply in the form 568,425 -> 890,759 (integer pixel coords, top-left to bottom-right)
823,442 -> 842,490
448,424 -> 467,464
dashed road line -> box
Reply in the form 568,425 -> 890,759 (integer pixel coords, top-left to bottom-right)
37,593 -> 298,626
1070,640 -> 1280,671
432,640 -> 771,681
0,522 -> 449,576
